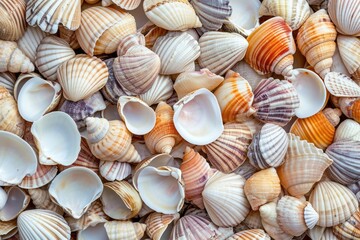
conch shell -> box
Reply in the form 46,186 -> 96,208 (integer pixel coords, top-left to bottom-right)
0,40 -> 34,73
0,0 -> 26,41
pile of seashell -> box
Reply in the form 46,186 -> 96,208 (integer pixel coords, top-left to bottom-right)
0,0 -> 360,239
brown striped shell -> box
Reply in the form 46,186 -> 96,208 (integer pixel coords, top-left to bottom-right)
0,0 -> 26,41
228,229 -> 270,240
333,210 -> 360,240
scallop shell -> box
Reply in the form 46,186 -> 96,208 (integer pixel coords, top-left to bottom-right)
102,0 -> 141,10
309,181 -> 359,227
76,6 -> 136,56
296,9 -> 337,78
337,35 -> 360,81
0,72 -> 16,95
28,188 -> 64,215
0,0 -> 26,41
0,187 -> 30,221
99,161 -> 131,182
333,210 -> 360,240
198,32 -> 248,75
18,26 -> 47,63
203,122 -> 252,173
0,40 -> 34,73
328,0 -> 360,36
334,119 -> 360,142
324,72 -> 360,97
139,75 -> 173,106
339,97 -> 360,123
228,229 -> 270,240
145,212 -> 179,240
57,55 -> 109,102
143,0 -> 201,31
245,17 -> 296,76
153,32 -> 200,75
19,164 -> 58,189
277,134 -> 333,197
59,26 -> 80,50
26,0 -> 81,33
104,221 -> 146,240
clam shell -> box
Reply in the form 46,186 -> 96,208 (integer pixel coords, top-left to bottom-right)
228,229 -> 270,240
333,210 -> 360,240
104,221 -> 146,240
19,164 -> 58,189
139,74 -> 173,106
328,0 -> 360,36
198,32 -> 248,75
13,72 -> 41,100
334,119 -> 360,142
0,187 -> 30,221
18,26 -> 47,63
28,188 -> 64,215
0,40 -> 34,73
339,97 -> 360,123
337,35 -> 360,81
324,72 -> 360,97
59,26 -> 80,50
0,220 -> 17,239
145,212 -> 179,240
99,161 -> 131,182
102,0 -> 141,10
0,0 -> 26,41
0,72 -> 16,95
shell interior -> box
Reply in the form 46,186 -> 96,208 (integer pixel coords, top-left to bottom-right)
78,223 -> 109,240
0,187 -> 29,221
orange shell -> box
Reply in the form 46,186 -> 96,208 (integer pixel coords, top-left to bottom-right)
339,97 -> 360,123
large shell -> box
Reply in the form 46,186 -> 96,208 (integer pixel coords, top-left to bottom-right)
198,32 -> 248,75
0,40 -> 34,73
153,32 -> 200,75
245,17 -> 296,76
57,55 -> 109,102
76,6 -> 136,56
328,0 -> 360,36
104,221 -> 146,240
26,0 -> 81,33
337,35 -> 360,81
0,72 -> 16,95
334,119 -> 360,142
18,26 -> 47,63
277,134 -> 333,197
324,72 -> 360,97
309,181 -> 359,227
296,9 -> 337,78
333,210 -> 360,240
145,212 -> 179,240
248,123 -> 289,169
339,97 -> 360,123
102,0 -> 141,10
0,187 -> 30,221
19,164 -> 57,189
28,188 -> 64,215
203,122 -> 252,173
0,0 -> 26,41
202,171 -> 251,227
139,74 -> 173,106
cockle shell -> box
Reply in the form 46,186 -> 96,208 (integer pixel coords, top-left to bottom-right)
102,0 -> 141,10
0,187 -> 30,221
328,0 -> 360,36
0,220 -> 17,239
26,0 -> 81,33
99,161 -> 131,182
339,97 -> 360,123
18,26 -> 47,63
59,26 -> 80,50
309,181 -> 359,227
245,17 -> 296,76
277,134 -> 333,197
19,164 -> 57,189
324,72 -> 360,97
57,55 -> 109,102
0,72 -> 16,95
202,171 -> 251,227
203,122 -> 252,173
76,6 -> 136,56
228,229 -> 270,240
145,212 -> 179,240
139,75 -> 173,106
0,0 -> 26,41
28,188 -> 64,215
104,221 -> 146,240
337,35 -> 360,81
153,32 -> 200,75
139,21 -> 168,49
143,0 -> 201,31
333,210 -> 360,240
248,123 -> 288,169
198,32 -> 248,75
334,119 -> 360,142
243,211 -> 264,230
0,40 -> 34,73
296,9 -> 337,78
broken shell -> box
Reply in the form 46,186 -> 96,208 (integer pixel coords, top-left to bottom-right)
337,35 -> 360,81
104,221 -> 146,240
139,75 -> 173,106
0,0 -> 26,41
102,0 -> 141,10
339,97 -> 360,123
49,167 -> 103,219
19,164 -> 58,189
333,210 -> 360,240
31,111 -> 81,165
0,72 -> 16,95
173,88 -> 223,145
145,212 -> 179,240
28,188 -> 64,215
143,0 -> 201,31
228,229 -> 270,240
100,161 -> 131,182
0,187 -> 30,221
334,119 -> 360,142
0,40 -> 34,73
17,26 -> 47,63
328,0 -> 360,36
324,72 -> 360,97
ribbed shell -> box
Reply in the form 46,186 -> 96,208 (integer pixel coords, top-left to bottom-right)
333,210 -> 360,240
28,188 -> 64,215
309,181 -> 359,227
252,78 -> 300,126
0,0 -> 26,41
245,17 -> 296,76
203,122 -> 252,173
248,123 -> 288,169
104,221 -> 146,240
334,119 -> 360,142
145,212 -> 179,240
26,0 -> 81,34
0,40 -> 34,73
324,72 -> 360,97
277,134 -> 333,197
339,97 -> 360,123
59,27 -> 80,50
0,72 -> 15,95
328,0 -> 360,36
140,22 -> 168,49
99,161 -> 131,181
198,32 -> 248,75
19,164 -> 57,189
18,26 -> 47,63
228,229 -> 270,240
337,35 -> 360,81
139,75 -> 173,106
102,0 -> 141,10
57,55 -> 108,102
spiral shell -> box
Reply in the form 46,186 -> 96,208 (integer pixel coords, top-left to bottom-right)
0,0 -> 26,41
0,40 -> 34,73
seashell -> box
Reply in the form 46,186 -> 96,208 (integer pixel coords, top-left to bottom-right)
296,9 -> 337,78
202,171 -> 251,227
331,46 -> 351,77
139,74 -> 173,106
203,122 -> 252,173
101,181 -> 142,220
243,211 -> 263,230
173,88 -> 223,145
252,78 -> 300,126
28,188 -> 64,215
77,223 -> 109,240
245,17 -> 296,76
333,210 -> 360,240
18,26 -> 47,63
259,0 -> 311,30
13,72 -> 41,101
248,123 -> 288,169
18,77 -> 62,122
57,55 -> 109,102
35,36 -> 75,81
0,220 -> 17,239
231,61 -> 270,91
49,167 -> 103,219
76,6 -> 136,56
0,0 -> 26,41
0,187 -> 30,221
324,72 -> 360,97
198,32 -> 248,75
0,87 -> 25,136
306,225 -> 327,240
277,134 -> 333,197
59,26 -> 80,50
31,111 -> 81,166
145,212 -> 179,240
101,103 -> 122,121
139,21 -> 168,49
99,161 -> 131,181
339,97 -> 360,123
0,72 -> 16,95
334,119 -> 360,142
104,221 -> 146,240
228,229 -> 270,240
0,40 -> 35,73
337,35 -> 360,81
174,69 -> 223,99
244,168 -> 281,211
0,187 -> 6,210
102,0 -> 141,10
0,131 -> 37,185
17,209 -> 71,240
290,108 -> 342,150
166,91 -> 179,107
153,32 -> 200,75
309,181 -> 359,227
144,102 -> 182,154
86,117 -> 141,162
328,0 -> 360,36
143,0 -> 201,31
19,164 -> 58,189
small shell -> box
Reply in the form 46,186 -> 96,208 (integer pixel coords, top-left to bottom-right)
59,26 -> 80,50
0,187 -> 30,221
0,40 -> 34,73
19,164 -> 58,189
0,220 -> 17,239
18,26 -> 47,63
334,119 -> 360,142
28,188 -> 64,215
0,72 -> 16,95
139,75 -> 173,106
102,0 -> 141,10
139,22 -> 168,49
339,97 -> 360,123
145,212 -> 179,240
333,210 -> 360,240
228,229 -> 270,240
198,32 -> 248,75
243,211 -> 264,230
100,161 -> 131,182
337,35 -> 360,81
324,72 -> 360,97
104,221 -> 146,240
328,0 -> 360,36
0,0 -> 26,41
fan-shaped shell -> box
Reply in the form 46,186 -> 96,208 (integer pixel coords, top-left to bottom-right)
145,212 -> 179,240
337,35 -> 360,81
0,0 -> 26,41
328,0 -> 360,36
99,161 -> 131,182
102,0 -> 141,10
0,40 -> 34,73
28,188 -> 64,215
324,72 -> 360,97
333,210 -> 360,240
18,26 -> 47,63
0,72 -> 16,95
339,97 -> 360,123
104,221 -> 146,240
334,119 -> 360,142
228,229 -> 270,240
139,75 -> 173,106
19,164 -> 57,189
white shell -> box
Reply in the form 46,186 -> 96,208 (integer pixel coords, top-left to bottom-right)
334,119 -> 360,142
139,75 -> 173,106
324,72 -> 360,97
0,187 -> 7,210
78,223 -> 108,240
232,61 -> 269,90
18,26 -> 47,63
328,0 -> 360,36
0,187 -> 30,221
331,46 -> 351,77
337,35 -> 360,80
100,161 -> 132,182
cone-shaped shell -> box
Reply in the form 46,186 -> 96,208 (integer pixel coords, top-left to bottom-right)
337,35 -> 360,81
0,0 -> 26,41
333,210 -> 360,240
76,6 -> 136,56
309,181 -> 359,227
228,229 -> 270,240
104,221 -> 146,240
339,97 -> 360,123
0,72 -> 16,95
324,72 -> 360,97
334,119 -> 360,142
202,171 -> 251,227
203,122 -> 252,173
245,17 -> 296,76
28,188 -> 63,215
139,74 -> 173,106
296,9 -> 337,78
57,55 -> 108,102
277,134 -> 333,197
198,32 -> 248,75
0,187 -> 30,221
26,0 -> 81,34
328,0 -> 360,36
18,26 -> 47,63
0,40 -> 35,73
145,212 -> 179,240
102,0 -> 141,9
19,164 -> 57,189
143,0 -> 201,31
99,161 -> 131,182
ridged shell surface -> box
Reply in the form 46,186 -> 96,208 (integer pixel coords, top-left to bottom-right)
333,210 -> 360,240
228,229 -> 270,240
18,26 -> 47,63
328,0 -> 360,36
324,72 -> 360,97
0,0 -> 26,41
337,35 -> 360,81
0,40 -> 34,73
